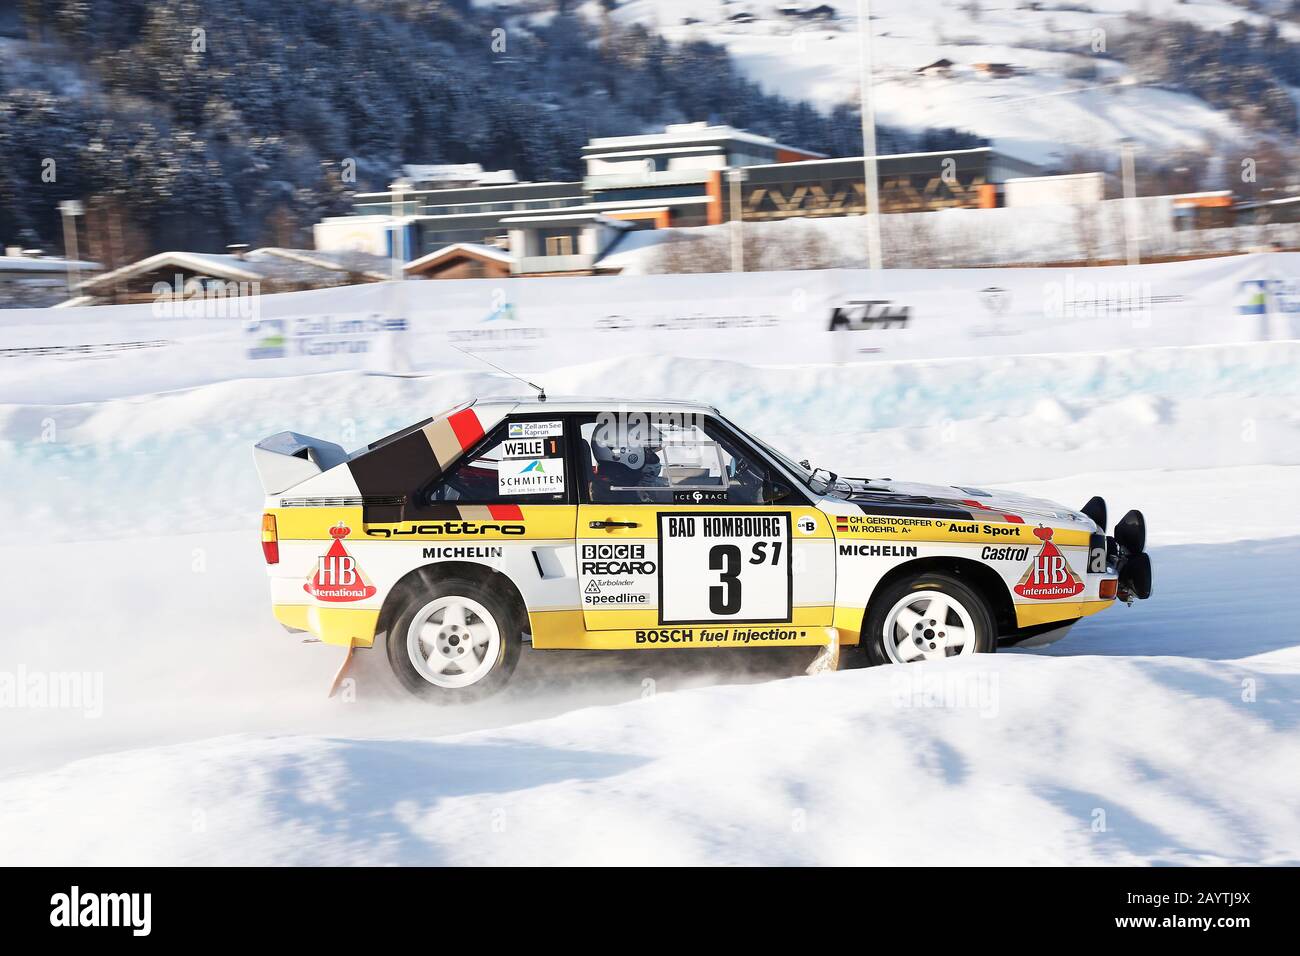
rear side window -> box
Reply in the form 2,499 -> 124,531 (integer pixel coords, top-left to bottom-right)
428,418 -> 568,505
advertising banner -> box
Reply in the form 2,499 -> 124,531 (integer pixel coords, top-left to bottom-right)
2,253 -> 1297,402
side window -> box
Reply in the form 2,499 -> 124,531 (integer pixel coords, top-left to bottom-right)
429,419 -> 568,504
578,412 -> 783,505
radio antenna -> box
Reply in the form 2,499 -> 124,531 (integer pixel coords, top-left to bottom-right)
449,343 -> 546,401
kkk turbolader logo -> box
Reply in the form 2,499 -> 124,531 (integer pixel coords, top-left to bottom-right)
1014,526 -> 1085,600
304,522 -> 377,602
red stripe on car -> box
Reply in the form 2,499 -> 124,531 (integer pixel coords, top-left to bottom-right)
447,408 -> 484,450
488,504 -> 524,520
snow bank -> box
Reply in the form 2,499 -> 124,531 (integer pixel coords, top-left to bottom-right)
3,340 -> 1297,541
3,628 -> 1298,865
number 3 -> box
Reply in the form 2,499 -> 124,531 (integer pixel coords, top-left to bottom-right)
709,544 -> 742,615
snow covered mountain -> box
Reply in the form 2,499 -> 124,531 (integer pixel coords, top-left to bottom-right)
491,0 -> 1300,165
1,0 -> 938,257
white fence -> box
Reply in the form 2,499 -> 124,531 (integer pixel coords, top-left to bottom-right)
636,201 -> 1300,272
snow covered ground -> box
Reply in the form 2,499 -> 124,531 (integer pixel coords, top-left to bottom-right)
543,0 -> 1298,165
2,522 -> 1297,865
2,339 -> 1299,864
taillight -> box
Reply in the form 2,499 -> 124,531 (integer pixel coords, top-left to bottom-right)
261,513 -> 279,564
1099,578 -> 1118,600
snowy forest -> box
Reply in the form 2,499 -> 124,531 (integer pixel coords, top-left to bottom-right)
0,0 -> 982,263
1109,14 -> 1300,134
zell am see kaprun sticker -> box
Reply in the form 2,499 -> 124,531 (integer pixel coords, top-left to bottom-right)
304,522 -> 377,602
498,457 -> 565,495
1014,526 -> 1085,600
509,421 -> 563,438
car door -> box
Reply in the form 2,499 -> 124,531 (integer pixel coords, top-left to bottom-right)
417,411 -> 578,617
574,409 -> 835,635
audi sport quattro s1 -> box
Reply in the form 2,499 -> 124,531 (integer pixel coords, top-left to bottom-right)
254,398 -> 1152,700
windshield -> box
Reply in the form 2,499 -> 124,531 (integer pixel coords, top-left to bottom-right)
721,416 -> 853,497
717,416 -> 806,474
754,435 -> 811,479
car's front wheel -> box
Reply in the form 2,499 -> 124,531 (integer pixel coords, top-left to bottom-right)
385,576 -> 522,701
863,572 -> 996,665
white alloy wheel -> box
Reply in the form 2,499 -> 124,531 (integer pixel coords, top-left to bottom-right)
881,589 -> 978,663
406,595 -> 501,688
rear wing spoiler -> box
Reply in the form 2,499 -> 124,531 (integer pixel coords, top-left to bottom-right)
254,431 -> 350,495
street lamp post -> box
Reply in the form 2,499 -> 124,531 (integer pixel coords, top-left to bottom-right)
385,188 -> 409,376
855,0 -> 883,270
727,167 -> 747,272
390,188 -> 407,281
58,199 -> 84,296
1120,139 -> 1140,266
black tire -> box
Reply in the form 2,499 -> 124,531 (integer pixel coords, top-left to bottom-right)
862,572 -> 997,666
383,575 -> 522,702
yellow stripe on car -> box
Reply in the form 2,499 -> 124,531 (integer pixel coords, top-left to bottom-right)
1014,599 -> 1113,629
528,609 -> 835,650
270,505 -> 577,540
577,505 -> 833,537
832,515 -> 1092,547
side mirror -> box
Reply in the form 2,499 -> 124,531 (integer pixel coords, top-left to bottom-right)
808,467 -> 838,495
766,482 -> 792,504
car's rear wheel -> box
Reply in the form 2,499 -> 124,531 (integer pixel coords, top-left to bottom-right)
385,576 -> 521,701
864,572 -> 996,666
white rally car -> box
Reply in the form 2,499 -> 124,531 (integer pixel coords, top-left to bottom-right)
254,397 -> 1151,700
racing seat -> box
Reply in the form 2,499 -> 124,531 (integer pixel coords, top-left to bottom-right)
580,436 -> 661,504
